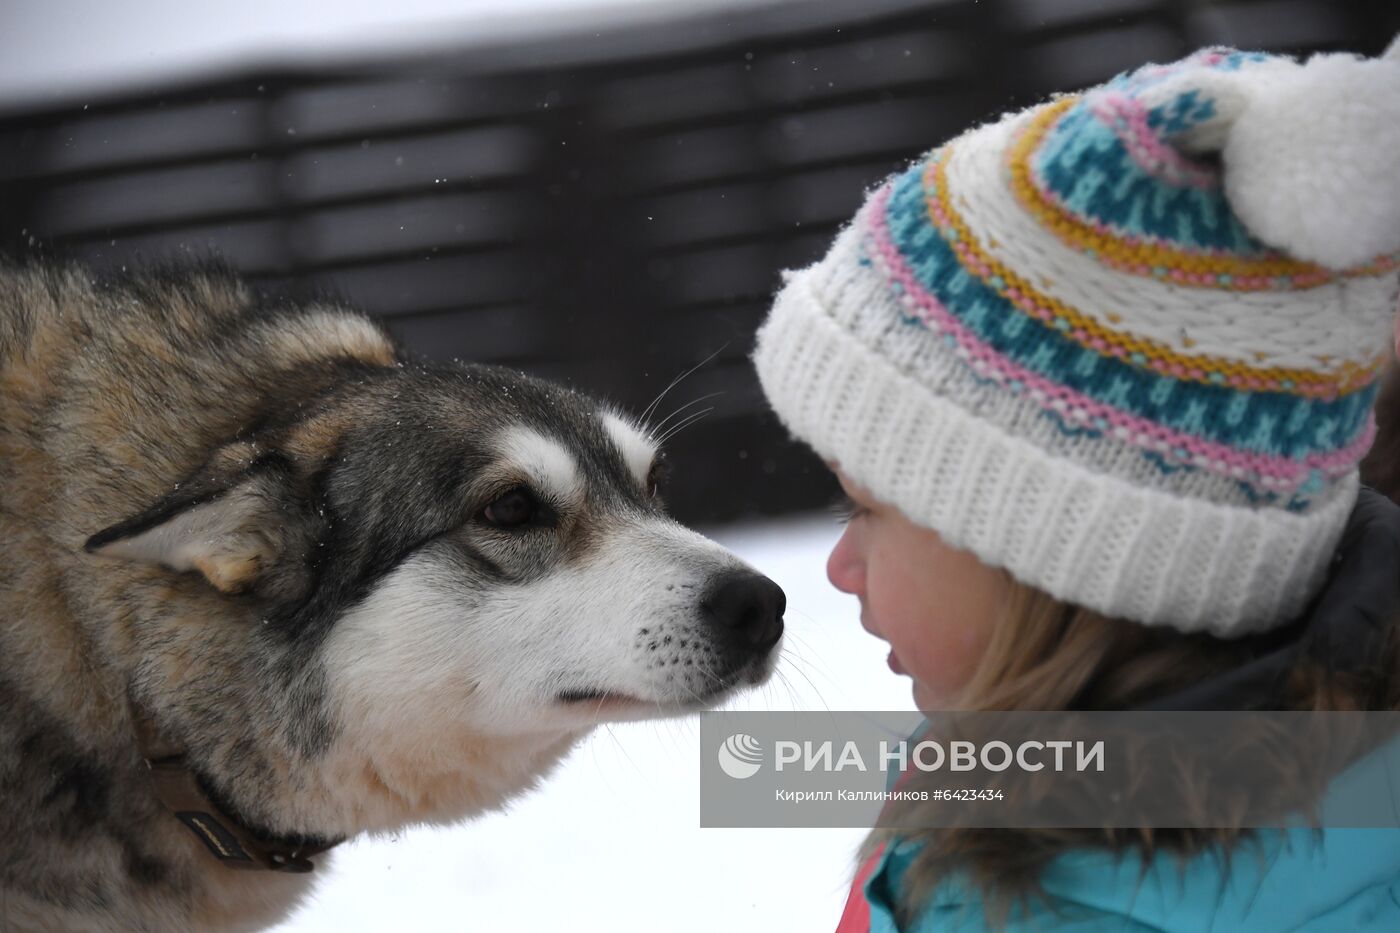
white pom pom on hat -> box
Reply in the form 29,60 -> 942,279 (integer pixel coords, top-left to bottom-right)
1147,41 -> 1400,269
1225,52 -> 1400,268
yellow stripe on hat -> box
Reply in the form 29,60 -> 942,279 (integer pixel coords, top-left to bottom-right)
924,145 -> 1386,399
1007,96 -> 1399,291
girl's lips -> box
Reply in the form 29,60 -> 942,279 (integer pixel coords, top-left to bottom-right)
887,650 -> 906,675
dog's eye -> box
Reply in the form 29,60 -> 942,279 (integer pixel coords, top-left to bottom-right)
482,487 -> 537,528
646,455 -> 670,499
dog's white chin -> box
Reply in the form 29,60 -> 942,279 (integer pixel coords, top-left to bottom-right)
557,641 -> 783,725
552,692 -> 686,725
553,694 -> 719,726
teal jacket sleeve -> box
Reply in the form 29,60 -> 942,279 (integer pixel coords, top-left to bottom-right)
885,829 -> 1400,933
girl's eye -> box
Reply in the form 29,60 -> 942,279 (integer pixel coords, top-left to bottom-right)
482,487 -> 538,528
831,493 -> 869,525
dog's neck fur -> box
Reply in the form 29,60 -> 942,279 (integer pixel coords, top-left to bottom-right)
121,628 -> 585,925
127,697 -> 342,873
3,623 -> 585,931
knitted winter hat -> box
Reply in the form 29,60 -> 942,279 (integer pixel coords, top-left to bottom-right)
754,46 -> 1400,636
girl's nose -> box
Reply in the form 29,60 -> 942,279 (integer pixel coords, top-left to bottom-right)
826,524 -> 864,596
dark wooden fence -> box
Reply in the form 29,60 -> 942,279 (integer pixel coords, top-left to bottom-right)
3,0 -> 1395,524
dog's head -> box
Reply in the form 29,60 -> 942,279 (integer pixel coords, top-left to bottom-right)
88,363 -> 784,748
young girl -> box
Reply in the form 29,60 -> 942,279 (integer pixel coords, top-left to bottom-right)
754,44 -> 1400,931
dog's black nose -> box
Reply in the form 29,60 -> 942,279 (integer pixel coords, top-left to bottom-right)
702,570 -> 786,650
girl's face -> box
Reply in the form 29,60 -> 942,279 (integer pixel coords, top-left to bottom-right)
826,469 -> 1004,711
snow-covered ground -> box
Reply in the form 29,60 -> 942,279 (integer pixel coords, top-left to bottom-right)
273,511 -> 916,932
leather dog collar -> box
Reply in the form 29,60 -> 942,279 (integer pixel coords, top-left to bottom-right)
129,699 -> 340,873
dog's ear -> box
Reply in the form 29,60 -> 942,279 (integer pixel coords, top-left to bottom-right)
85,440 -> 326,601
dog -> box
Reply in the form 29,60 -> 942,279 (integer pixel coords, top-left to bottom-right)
0,260 -> 785,932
